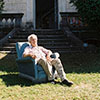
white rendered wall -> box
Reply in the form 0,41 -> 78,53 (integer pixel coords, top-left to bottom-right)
58,0 -> 76,12
66,0 -> 76,12
58,0 -> 76,28
3,0 -> 33,25
3,0 -> 76,27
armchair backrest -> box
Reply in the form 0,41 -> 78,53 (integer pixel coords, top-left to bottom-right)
16,42 -> 29,59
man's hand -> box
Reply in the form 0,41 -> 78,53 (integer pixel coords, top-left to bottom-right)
29,52 -> 36,59
46,50 -> 53,62
23,52 -> 36,59
46,56 -> 52,62
31,54 -> 36,59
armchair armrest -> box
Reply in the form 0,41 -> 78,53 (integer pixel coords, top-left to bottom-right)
16,57 -> 35,63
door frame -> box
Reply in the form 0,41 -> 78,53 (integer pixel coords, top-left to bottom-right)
54,0 -> 59,29
33,0 -> 36,29
33,0 -> 59,29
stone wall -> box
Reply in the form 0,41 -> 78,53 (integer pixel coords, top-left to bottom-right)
58,0 -> 76,12
3,0 -> 33,25
58,0 -> 77,28
3,0 -> 76,27
66,0 -> 76,12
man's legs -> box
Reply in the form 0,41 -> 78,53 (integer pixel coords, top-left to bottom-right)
51,58 -> 73,86
38,58 -> 73,86
51,58 -> 66,81
38,58 -> 54,81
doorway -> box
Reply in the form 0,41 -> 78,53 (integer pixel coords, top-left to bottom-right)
36,0 -> 58,29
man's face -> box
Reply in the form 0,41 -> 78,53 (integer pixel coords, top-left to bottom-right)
30,37 -> 37,47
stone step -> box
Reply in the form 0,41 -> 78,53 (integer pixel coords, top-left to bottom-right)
0,49 -> 82,54
4,42 -> 70,46
20,29 -> 62,32
8,38 -> 68,43
4,41 -> 70,45
0,45 -> 69,50
16,31 -> 63,35
4,43 -> 16,46
51,48 -> 82,52
0,28 -> 83,54
0,45 -> 83,51
0,46 -> 82,54
0,50 -> 16,54
0,47 -> 83,54
13,34 -> 65,39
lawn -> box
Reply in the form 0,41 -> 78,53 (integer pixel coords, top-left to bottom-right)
0,52 -> 100,100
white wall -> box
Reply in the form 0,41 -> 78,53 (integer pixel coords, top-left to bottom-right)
4,0 -> 33,24
26,0 -> 33,23
58,0 -> 77,28
58,0 -> 76,12
66,0 -> 76,12
3,0 -> 76,27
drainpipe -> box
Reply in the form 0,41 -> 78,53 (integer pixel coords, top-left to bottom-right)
33,0 -> 36,29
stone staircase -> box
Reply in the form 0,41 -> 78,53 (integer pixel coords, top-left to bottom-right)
0,28 -> 83,54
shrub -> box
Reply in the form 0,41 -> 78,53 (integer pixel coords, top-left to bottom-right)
0,0 -> 4,14
70,0 -> 100,30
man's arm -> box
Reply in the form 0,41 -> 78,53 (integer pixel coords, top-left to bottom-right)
46,50 -> 52,58
45,50 -> 53,62
23,52 -> 36,59
23,47 -> 36,59
39,46 -> 53,61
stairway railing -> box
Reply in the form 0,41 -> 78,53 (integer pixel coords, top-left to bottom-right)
0,28 -> 17,46
41,8 -> 54,20
0,13 -> 24,46
0,13 -> 24,28
40,8 -> 54,28
60,12 -> 87,30
60,12 -> 84,46
60,12 -> 99,48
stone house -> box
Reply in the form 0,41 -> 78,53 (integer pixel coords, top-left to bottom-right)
3,0 -> 76,29
1,0 -> 86,54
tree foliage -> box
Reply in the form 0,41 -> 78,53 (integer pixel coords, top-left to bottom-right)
70,0 -> 100,30
0,0 -> 4,14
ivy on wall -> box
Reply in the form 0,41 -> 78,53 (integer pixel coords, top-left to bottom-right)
0,0 -> 4,14
70,0 -> 100,30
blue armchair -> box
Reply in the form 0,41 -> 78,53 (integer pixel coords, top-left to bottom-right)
16,42 -> 48,83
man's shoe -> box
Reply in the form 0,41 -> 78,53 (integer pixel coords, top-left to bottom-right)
62,79 -> 73,86
48,80 -> 56,84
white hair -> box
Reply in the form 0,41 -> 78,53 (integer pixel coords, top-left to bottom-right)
28,34 -> 38,42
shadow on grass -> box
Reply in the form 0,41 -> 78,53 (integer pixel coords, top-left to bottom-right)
0,73 -> 49,87
0,54 -> 18,72
1,52 -> 100,74
0,73 -> 62,87
60,52 -> 100,73
0,52 -> 100,87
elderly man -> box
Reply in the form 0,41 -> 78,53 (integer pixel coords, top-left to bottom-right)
23,34 -> 73,86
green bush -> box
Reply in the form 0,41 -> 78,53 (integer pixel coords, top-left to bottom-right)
0,0 -> 4,14
70,0 -> 100,30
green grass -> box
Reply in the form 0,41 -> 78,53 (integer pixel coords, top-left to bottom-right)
0,52 -> 100,100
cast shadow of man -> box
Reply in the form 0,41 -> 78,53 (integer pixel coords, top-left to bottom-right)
0,53 -> 61,87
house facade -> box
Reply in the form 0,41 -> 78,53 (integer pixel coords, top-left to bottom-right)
4,0 -> 76,29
